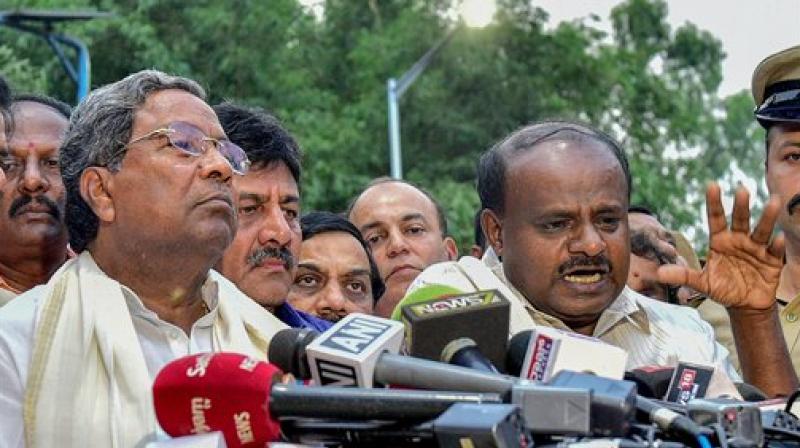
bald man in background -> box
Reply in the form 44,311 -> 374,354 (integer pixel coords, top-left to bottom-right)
347,178 -> 457,317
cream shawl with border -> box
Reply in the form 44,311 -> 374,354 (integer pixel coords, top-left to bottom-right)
23,251 -> 287,448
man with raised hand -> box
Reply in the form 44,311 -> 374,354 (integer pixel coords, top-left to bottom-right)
472,120 -> 793,396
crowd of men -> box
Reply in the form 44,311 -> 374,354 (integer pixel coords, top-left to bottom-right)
1,43 -> 800,446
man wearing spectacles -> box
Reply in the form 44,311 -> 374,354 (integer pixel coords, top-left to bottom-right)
214,102 -> 332,332
0,94 -> 72,307
0,70 -> 287,447
753,45 -> 800,375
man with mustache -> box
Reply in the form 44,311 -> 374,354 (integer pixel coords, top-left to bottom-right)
214,102 -> 331,331
0,71 -> 288,446
347,178 -> 458,317
468,120 -> 795,396
0,94 -> 72,306
752,45 -> 800,375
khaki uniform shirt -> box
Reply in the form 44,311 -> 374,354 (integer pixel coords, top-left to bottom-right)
696,299 -> 740,372
778,295 -> 800,374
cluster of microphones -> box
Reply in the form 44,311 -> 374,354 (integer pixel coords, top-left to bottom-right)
149,286 -> 800,447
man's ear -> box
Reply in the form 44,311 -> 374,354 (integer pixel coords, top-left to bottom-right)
481,208 -> 503,256
443,236 -> 458,261
80,167 -> 115,223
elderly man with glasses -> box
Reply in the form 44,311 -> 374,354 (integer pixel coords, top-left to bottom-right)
0,70 -> 287,447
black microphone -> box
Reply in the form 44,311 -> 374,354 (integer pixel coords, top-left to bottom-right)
505,330 -> 532,376
735,382 -> 768,402
440,337 -> 500,374
268,326 -> 317,380
393,288 -> 510,371
281,403 -> 533,448
154,352 -> 505,446
624,366 -> 675,399
270,316 -> 518,394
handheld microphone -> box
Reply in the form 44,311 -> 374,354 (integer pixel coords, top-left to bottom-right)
505,330 -> 532,376
393,287 -> 509,371
292,314 -> 518,393
303,312 -> 404,387
153,352 -> 506,446
403,256 -> 537,335
625,362 -> 741,402
389,284 -> 464,321
152,352 -> 281,447
507,327 -> 628,382
664,362 -> 715,404
441,337 -> 500,374
624,366 -> 675,399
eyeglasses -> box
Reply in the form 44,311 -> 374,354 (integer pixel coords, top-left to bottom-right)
127,121 -> 251,175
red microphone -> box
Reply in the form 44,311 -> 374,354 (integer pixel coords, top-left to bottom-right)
153,353 -> 504,446
153,352 -> 282,447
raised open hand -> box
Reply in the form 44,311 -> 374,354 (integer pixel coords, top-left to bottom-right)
658,183 -> 785,310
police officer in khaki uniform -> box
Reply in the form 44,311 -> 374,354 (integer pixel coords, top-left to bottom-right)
753,45 -> 800,375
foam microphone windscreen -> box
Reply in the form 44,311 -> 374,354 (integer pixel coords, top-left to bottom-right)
153,352 -> 283,447
268,328 -> 319,379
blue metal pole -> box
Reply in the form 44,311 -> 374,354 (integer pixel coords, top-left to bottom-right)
387,78 -> 403,179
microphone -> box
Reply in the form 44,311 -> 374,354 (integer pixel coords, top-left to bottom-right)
506,327 -> 628,382
624,366 -> 675,399
295,313 -> 518,393
280,403 -> 534,447
152,352 -> 281,447
686,399 -> 764,447
505,330 -> 533,376
736,383 -> 768,402
664,362 -> 715,404
392,287 -> 509,371
153,352 -> 506,446
270,327 -> 687,438
441,337 -> 500,374
625,362 -> 742,403
266,326 -> 317,380
403,256 -> 537,335
388,283 -> 464,321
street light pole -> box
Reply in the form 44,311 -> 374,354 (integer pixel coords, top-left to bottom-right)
0,9 -> 112,104
386,27 -> 457,179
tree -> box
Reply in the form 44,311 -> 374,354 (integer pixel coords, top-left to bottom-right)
1,0 -> 764,251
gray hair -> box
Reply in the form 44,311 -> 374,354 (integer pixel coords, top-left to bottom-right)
61,70 -> 206,252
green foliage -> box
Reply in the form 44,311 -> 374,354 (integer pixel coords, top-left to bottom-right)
0,45 -> 48,93
0,0 -> 764,251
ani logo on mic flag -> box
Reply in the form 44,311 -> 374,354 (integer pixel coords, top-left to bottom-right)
305,313 -> 405,388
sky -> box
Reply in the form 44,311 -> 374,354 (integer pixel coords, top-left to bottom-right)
533,0 -> 800,236
535,0 -> 800,97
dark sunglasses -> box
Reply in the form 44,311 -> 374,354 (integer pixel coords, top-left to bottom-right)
127,121 -> 251,175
